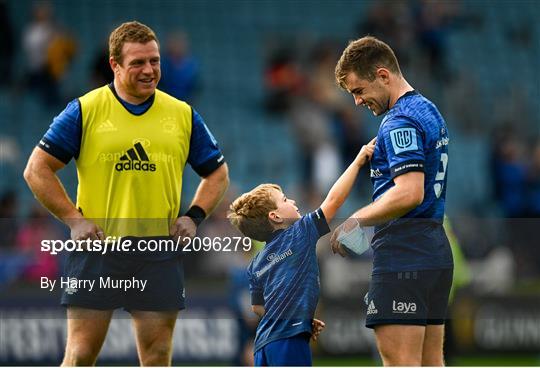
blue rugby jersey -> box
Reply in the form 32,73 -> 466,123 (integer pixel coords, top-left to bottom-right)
39,84 -> 224,177
369,90 -> 453,274
247,209 -> 330,353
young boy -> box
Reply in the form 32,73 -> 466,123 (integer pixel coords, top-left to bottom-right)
228,138 -> 376,366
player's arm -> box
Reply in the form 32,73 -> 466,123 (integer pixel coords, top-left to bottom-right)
24,148 -> 81,222
251,305 -> 265,318
188,162 -> 229,217
170,109 -> 229,239
320,138 -> 376,223
23,100 -> 104,240
24,149 -> 104,241
352,171 -> 424,226
331,172 -> 424,256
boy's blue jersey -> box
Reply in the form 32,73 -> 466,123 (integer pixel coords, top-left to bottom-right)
369,91 -> 453,274
247,209 -> 330,353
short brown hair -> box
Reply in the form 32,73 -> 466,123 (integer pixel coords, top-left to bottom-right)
109,21 -> 158,65
335,36 -> 401,89
228,184 -> 282,242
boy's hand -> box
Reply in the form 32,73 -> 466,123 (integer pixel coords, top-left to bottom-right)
356,137 -> 377,166
311,318 -> 325,341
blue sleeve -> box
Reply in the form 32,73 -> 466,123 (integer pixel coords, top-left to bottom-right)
247,264 -> 264,305
187,109 -> 225,177
39,99 -> 82,164
380,117 -> 425,179
308,208 -> 330,237
289,208 -> 330,253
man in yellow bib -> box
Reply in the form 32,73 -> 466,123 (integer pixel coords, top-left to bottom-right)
24,21 -> 229,366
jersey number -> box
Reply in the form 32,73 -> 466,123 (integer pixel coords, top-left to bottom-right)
434,153 -> 448,198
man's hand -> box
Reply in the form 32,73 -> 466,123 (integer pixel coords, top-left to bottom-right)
170,216 -> 197,241
68,218 -> 105,241
330,218 -> 359,257
311,318 -> 325,341
355,137 -> 377,166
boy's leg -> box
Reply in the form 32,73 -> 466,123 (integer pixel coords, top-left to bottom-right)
254,348 -> 268,366
264,334 -> 312,366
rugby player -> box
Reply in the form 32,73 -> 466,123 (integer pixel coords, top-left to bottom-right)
24,21 -> 229,366
332,36 -> 453,366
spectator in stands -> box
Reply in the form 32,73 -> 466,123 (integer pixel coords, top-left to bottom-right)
356,2 -> 414,70
0,0 -> 15,88
263,48 -> 305,114
413,0 -> 460,82
491,128 -> 528,217
22,1 -> 76,106
527,141 -> 540,217
0,190 -> 18,250
90,46 -> 114,88
159,31 -> 199,103
22,1 -> 56,104
16,205 -> 61,281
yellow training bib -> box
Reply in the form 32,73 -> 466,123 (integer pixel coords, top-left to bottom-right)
76,86 -> 192,237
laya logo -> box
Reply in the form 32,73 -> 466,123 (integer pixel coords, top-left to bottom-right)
392,300 -> 417,314
115,142 -> 156,172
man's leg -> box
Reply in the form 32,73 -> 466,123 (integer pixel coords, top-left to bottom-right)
374,324 -> 425,366
62,307 -> 113,366
421,324 -> 445,366
131,310 -> 179,366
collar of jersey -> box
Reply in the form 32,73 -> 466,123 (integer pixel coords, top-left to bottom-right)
395,90 -> 418,105
108,83 -> 155,116
266,229 -> 285,243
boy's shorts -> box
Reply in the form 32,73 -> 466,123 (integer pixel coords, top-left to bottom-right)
365,268 -> 453,328
61,251 -> 185,311
254,333 -> 311,366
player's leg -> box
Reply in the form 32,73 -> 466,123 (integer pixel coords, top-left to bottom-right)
127,257 -> 186,365
366,272 -> 430,366
62,307 -> 113,366
374,324 -> 425,366
60,252 -> 121,365
263,334 -> 312,366
422,268 -> 453,366
421,324 -> 445,366
131,310 -> 178,366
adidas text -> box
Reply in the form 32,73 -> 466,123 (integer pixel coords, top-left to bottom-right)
367,300 -> 378,315
115,161 -> 156,172
115,142 -> 156,172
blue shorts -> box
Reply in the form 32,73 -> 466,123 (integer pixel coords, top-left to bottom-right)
254,334 -> 311,366
60,251 -> 185,311
365,268 -> 453,328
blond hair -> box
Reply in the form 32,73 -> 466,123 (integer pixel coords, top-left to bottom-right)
228,184 -> 282,241
335,36 -> 401,89
109,21 -> 158,65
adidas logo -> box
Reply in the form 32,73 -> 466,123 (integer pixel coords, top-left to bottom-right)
115,142 -> 156,172
96,119 -> 117,133
367,300 -> 378,315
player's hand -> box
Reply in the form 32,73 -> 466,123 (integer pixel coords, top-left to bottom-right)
68,218 -> 105,242
170,215 -> 197,242
356,137 -> 377,166
311,318 -> 325,341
